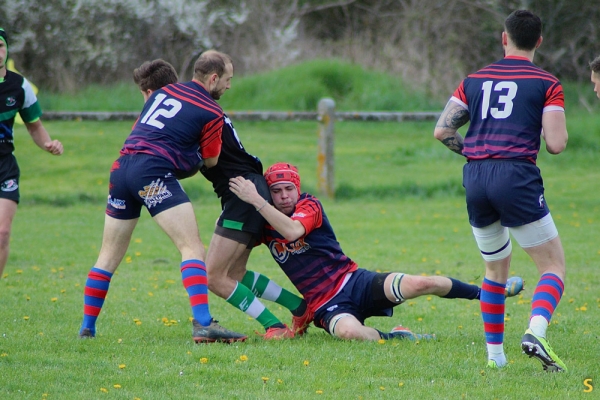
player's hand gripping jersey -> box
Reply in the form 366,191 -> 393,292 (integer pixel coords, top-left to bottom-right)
121,81 -> 223,177
451,56 -> 564,163
262,193 -> 357,313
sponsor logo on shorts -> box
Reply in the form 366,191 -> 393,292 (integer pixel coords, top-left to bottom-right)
5,97 -> 16,107
107,195 -> 126,209
138,178 -> 173,209
269,238 -> 311,264
1,179 -> 18,192
538,194 -> 545,208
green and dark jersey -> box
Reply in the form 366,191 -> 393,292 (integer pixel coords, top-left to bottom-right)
0,70 -> 42,156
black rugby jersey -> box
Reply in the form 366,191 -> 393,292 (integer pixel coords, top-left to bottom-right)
0,70 -> 42,156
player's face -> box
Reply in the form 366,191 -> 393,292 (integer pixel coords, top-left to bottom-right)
210,62 -> 233,100
269,183 -> 299,215
592,71 -> 600,99
0,41 -> 6,70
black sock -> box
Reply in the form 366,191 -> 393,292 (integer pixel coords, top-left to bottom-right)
290,300 -> 307,317
443,278 -> 480,300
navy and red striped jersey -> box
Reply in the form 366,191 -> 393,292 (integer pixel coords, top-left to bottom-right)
451,56 -> 564,163
121,80 -> 223,176
262,193 -> 358,312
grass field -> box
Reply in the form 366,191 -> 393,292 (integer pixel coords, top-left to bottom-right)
0,114 -> 598,399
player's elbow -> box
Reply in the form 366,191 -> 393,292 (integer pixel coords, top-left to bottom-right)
203,156 -> 219,168
546,134 -> 568,154
433,127 -> 446,142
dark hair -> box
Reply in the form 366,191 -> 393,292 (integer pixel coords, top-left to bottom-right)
133,59 -> 178,92
193,50 -> 233,82
590,55 -> 600,73
504,10 -> 542,51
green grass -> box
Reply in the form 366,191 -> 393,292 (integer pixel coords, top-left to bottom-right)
0,114 -> 598,399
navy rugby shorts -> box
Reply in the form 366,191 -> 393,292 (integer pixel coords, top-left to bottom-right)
313,269 -> 394,334
106,154 -> 190,219
463,159 -> 550,228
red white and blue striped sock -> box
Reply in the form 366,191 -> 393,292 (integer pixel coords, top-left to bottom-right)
480,278 -> 506,364
181,260 -> 212,326
529,273 -> 564,338
81,267 -> 113,336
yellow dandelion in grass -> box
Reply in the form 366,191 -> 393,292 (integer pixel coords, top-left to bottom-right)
166,279 -> 176,284
162,317 -> 169,323
59,267 -> 64,272
420,272 -> 428,276
100,388 -> 108,393
25,295 -> 30,301
148,292 -> 154,297
134,238 -> 142,243
277,379 -> 283,384
435,270 -> 441,275
431,306 -> 436,310
119,364 -> 126,369
379,386 -> 385,391
377,339 -> 386,345
24,316 -> 29,320
398,382 -> 404,387
134,398 -> 141,400
42,394 -> 48,398
1,353 -> 7,357
568,298 -> 574,303
316,390 -> 323,394
458,325 -> 463,329
2,273 -> 7,279
32,265 -> 40,271
133,318 -> 142,326
51,268 -> 57,273
16,269 -> 23,274
200,358 -> 208,364
421,258 -> 427,262
118,338 -> 123,344
426,296 -> 432,301
417,317 -> 423,322
113,384 -> 121,389
60,289 -> 66,293
125,256 -> 132,263
51,297 -> 58,302
262,377 -> 269,383
303,360 -> 309,366
239,355 -> 248,362
408,301 -> 416,307
131,287 -> 137,292
135,252 -> 141,257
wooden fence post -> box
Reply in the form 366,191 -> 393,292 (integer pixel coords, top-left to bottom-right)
317,98 -> 335,199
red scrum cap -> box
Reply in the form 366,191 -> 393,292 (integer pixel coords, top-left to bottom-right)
264,162 -> 301,196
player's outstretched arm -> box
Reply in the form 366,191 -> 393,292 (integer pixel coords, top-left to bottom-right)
434,100 -> 468,156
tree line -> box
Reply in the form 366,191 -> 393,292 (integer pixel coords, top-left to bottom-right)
2,0 -> 598,101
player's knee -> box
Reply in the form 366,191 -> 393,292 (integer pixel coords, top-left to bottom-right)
329,313 -> 356,339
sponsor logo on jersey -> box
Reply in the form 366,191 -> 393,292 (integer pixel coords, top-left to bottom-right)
5,97 -> 16,107
138,178 -> 173,209
107,195 -> 126,209
326,304 -> 338,312
1,179 -> 18,192
269,238 -> 311,263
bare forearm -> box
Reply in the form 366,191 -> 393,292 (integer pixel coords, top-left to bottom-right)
434,101 -> 469,156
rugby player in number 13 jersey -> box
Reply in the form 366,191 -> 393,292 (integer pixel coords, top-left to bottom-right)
434,10 -> 569,372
